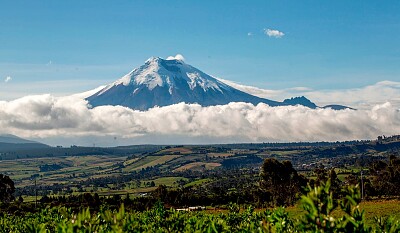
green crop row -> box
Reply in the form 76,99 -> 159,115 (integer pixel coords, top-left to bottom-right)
1,182 -> 399,233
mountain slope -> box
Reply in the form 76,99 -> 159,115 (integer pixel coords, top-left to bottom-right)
0,134 -> 38,144
0,134 -> 50,152
87,57 -> 317,110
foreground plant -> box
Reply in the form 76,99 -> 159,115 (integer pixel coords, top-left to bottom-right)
1,183 -> 399,232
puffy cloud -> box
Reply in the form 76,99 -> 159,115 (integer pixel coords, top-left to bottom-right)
247,32 -> 253,36
166,54 -> 185,61
264,29 -> 285,38
0,94 -> 399,146
4,76 -> 12,83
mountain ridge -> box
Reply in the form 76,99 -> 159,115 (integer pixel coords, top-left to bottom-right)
87,57 -> 348,110
0,134 -> 39,144
0,134 -> 50,152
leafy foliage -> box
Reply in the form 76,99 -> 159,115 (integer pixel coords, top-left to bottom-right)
1,182 -> 399,232
369,155 -> 400,196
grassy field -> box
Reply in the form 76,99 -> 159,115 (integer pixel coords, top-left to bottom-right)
286,199 -> 400,227
360,200 -> 400,225
204,199 -> 400,228
124,154 -> 182,172
2,144 -> 398,216
123,157 -> 140,166
184,178 -> 211,187
144,176 -> 188,187
173,162 -> 221,172
122,156 -> 162,172
0,155 -> 127,187
1,150 -> 217,195
155,147 -> 194,155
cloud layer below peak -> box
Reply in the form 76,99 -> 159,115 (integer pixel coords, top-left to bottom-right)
0,93 -> 399,146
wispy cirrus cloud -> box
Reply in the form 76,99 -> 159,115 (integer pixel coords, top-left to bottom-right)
264,28 -> 285,38
217,79 -> 400,110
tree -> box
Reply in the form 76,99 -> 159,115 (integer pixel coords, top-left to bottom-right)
260,158 -> 307,206
0,174 -> 15,203
152,185 -> 168,202
369,155 -> 400,196
311,166 -> 342,198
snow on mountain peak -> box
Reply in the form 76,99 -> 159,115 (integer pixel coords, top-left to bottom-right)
98,56 -> 225,95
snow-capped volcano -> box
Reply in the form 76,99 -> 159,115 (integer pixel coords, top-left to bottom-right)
87,57 -> 318,110
97,57 -> 231,95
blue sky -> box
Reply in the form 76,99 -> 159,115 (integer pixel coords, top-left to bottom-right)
1,0 -> 400,99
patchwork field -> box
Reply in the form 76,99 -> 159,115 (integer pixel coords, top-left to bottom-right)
0,155 -> 127,187
2,140 -> 399,211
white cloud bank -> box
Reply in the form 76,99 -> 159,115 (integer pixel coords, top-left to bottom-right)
0,94 -> 399,146
264,29 -> 285,38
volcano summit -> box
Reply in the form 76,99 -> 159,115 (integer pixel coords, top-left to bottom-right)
87,57 -> 324,110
